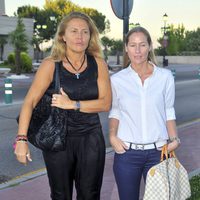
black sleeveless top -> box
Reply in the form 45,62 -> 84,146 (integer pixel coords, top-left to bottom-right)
59,54 -> 101,136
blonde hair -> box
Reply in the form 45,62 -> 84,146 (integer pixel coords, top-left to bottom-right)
50,11 -> 103,60
125,26 -> 157,65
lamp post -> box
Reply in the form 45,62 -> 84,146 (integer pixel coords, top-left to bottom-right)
50,16 -> 58,37
161,13 -> 169,67
35,24 -> 47,60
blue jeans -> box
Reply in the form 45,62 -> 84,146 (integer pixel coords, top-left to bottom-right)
113,148 -> 161,200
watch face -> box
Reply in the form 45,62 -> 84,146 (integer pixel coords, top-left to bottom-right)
76,101 -> 80,109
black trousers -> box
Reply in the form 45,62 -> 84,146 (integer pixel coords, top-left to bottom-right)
42,129 -> 105,200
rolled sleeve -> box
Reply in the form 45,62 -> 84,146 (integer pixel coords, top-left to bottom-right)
166,107 -> 176,120
109,81 -> 121,120
165,72 -> 176,120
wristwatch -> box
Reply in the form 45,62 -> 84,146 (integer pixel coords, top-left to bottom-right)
170,136 -> 181,144
75,101 -> 80,111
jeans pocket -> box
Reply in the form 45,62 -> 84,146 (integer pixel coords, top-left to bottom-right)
115,148 -> 128,155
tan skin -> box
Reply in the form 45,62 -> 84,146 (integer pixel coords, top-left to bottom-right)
15,18 -> 111,165
109,32 -> 179,154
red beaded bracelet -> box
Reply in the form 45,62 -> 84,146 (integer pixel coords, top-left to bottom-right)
16,135 -> 28,139
13,135 -> 28,150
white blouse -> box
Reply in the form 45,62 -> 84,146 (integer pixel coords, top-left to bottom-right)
109,65 -> 176,144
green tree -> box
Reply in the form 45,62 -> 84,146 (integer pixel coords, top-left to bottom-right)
156,24 -> 186,55
17,6 -> 53,41
17,5 -> 56,60
9,17 -> 28,75
101,36 -> 113,62
16,5 -> 40,18
16,0 -> 110,58
185,28 -> 200,53
17,1 -> 110,39
44,0 -> 109,34
0,35 -> 7,61
82,8 -> 107,34
110,39 -> 123,64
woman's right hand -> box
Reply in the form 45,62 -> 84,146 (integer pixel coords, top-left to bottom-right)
14,142 -> 32,165
110,135 -> 129,154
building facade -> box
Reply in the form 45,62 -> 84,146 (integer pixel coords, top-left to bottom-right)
0,0 -> 34,61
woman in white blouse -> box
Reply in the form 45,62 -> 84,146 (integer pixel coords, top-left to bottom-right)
109,26 -> 180,200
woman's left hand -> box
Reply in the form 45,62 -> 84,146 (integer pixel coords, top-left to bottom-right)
167,140 -> 180,152
51,88 -> 74,109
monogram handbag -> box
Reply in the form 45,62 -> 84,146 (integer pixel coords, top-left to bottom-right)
17,62 -> 68,151
143,145 -> 191,200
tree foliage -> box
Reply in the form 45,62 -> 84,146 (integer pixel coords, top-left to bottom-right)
16,0 -> 110,54
0,35 -> 7,61
185,28 -> 200,52
156,24 -> 200,55
16,5 -> 40,18
82,8 -> 107,33
101,36 -> 113,62
9,17 -> 28,75
156,24 -> 186,55
110,39 -> 123,64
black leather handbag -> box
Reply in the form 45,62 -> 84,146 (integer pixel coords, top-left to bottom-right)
17,62 -> 67,151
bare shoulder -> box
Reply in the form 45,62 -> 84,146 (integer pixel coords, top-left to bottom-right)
35,57 -> 56,81
94,57 -> 108,73
38,57 -> 55,71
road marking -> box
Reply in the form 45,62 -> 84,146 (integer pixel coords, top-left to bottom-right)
177,118 -> 200,129
175,79 -> 200,85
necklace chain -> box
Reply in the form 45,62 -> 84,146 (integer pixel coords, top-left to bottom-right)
65,55 -> 86,79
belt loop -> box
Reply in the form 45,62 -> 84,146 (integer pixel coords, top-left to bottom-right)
153,143 -> 157,149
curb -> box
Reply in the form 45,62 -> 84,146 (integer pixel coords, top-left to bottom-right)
189,168 -> 200,179
0,101 -> 23,107
0,168 -> 47,190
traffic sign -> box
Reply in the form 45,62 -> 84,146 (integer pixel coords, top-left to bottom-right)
110,0 -> 134,20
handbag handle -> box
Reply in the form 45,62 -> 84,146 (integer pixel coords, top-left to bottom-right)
54,62 -> 60,94
160,144 -> 176,162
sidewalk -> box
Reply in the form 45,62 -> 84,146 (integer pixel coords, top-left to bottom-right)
0,120 -> 200,200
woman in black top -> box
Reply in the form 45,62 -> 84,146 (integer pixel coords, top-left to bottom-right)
14,11 -> 111,200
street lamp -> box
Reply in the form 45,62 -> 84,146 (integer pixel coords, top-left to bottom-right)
34,24 -> 47,61
50,16 -> 58,35
161,13 -> 169,67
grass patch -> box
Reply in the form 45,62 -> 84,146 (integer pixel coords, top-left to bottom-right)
0,62 -> 12,68
188,175 -> 200,200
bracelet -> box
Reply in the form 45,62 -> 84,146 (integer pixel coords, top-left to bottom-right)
16,138 -> 28,142
16,134 -> 27,137
169,136 -> 181,144
16,135 -> 28,139
16,140 -> 28,143
13,139 -> 27,150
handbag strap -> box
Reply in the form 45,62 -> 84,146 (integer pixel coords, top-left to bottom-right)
54,62 -> 60,94
160,144 -> 176,162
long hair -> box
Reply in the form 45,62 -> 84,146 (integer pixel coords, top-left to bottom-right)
125,26 -> 157,65
50,11 -> 103,60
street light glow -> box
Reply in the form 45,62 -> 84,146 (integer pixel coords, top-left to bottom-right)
163,13 -> 168,24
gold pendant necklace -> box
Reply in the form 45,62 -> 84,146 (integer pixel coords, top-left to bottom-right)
65,55 -> 85,79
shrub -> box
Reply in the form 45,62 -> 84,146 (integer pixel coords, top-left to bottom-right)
7,52 -> 15,65
20,52 -> 32,72
6,52 -> 32,73
188,175 -> 200,200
